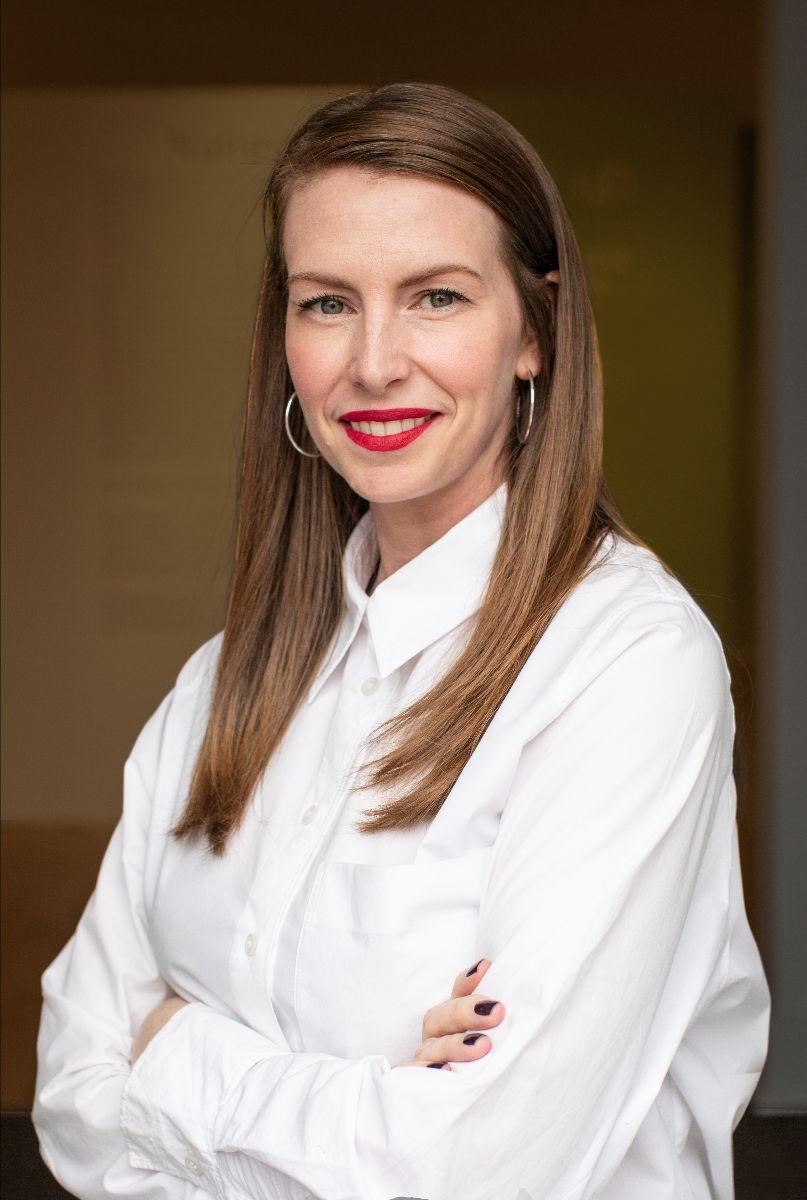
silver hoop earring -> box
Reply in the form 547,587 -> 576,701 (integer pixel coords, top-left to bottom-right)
284,392 -> 321,458
515,373 -> 535,444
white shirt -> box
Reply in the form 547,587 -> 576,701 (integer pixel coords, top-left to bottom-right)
33,483 -> 770,1200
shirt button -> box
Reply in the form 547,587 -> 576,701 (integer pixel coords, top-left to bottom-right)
244,933 -> 257,956
183,1154 -> 203,1176
360,676 -> 380,695
301,803 -> 319,825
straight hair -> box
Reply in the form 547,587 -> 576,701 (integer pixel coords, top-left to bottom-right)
170,81 -> 663,856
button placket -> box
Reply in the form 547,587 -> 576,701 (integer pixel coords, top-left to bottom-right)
260,643 -> 392,1006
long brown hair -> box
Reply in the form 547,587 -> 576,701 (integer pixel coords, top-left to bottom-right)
171,81 -> 660,856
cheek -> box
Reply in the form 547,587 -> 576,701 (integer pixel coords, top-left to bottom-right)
428,322 -> 513,421
284,323 -> 345,396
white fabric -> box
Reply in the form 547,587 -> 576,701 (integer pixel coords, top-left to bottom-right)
33,483 -> 770,1200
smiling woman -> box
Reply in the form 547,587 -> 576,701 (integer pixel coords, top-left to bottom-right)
33,82 -> 769,1200
282,168 -> 544,509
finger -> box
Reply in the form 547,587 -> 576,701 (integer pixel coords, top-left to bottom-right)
391,1061 -> 453,1070
415,1030 -> 493,1068
422,993 -> 505,1042
450,957 -> 491,999
419,958 -> 491,1041
391,1057 -> 453,1071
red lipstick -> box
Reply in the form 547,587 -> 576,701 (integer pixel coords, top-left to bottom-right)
339,408 -> 440,453
340,408 -> 436,421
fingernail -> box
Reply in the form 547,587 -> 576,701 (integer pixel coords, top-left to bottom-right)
466,958 -> 484,977
463,1033 -> 483,1045
427,1061 -> 447,1069
474,1000 -> 499,1016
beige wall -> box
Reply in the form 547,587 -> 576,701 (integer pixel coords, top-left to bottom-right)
2,88 -> 345,823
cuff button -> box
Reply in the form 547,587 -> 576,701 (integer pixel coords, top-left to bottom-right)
183,1154 -> 204,1177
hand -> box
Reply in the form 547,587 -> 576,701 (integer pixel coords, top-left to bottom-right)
131,995 -> 189,1065
392,958 -> 505,1071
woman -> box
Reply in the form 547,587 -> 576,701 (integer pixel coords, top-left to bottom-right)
33,82 -> 769,1200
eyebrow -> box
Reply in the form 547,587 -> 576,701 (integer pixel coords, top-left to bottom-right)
286,263 -> 485,289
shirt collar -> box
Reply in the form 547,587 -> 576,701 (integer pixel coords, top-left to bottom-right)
306,482 -> 507,703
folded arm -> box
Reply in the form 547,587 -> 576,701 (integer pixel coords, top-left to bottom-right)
33,689 -> 225,1199
113,602 -> 737,1200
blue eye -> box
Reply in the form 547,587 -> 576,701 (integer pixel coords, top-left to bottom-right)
423,288 -> 467,309
296,293 -> 345,315
294,287 -> 469,315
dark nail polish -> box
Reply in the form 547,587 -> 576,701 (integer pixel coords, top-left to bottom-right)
474,1000 -> 498,1016
427,1061 -> 446,1069
463,1033 -> 483,1045
466,958 -> 484,977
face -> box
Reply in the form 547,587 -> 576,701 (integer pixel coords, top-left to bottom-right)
283,166 -> 539,511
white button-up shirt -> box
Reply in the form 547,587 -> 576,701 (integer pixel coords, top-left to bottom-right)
33,484 -> 770,1200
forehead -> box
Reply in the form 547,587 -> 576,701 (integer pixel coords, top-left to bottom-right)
282,166 -> 503,274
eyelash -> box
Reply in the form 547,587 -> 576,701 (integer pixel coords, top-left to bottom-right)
294,287 -> 470,314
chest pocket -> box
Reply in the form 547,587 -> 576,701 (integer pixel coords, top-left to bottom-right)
292,845 -> 494,1065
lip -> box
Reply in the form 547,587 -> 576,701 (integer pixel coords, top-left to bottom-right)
341,412 -> 440,453
339,408 -> 437,422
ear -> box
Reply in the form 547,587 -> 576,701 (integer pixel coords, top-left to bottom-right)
516,329 -> 541,381
544,269 -> 560,284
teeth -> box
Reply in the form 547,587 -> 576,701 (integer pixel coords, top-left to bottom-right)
347,414 -> 433,435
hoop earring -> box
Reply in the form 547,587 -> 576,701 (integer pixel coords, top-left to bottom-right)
284,392 -> 321,458
515,372 -> 535,444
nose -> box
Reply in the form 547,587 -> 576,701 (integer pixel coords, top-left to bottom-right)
348,305 -> 411,396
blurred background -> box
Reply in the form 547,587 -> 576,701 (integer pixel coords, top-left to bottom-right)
2,1 -> 805,1196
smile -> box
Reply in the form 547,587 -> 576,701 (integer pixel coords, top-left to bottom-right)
338,408 -> 440,452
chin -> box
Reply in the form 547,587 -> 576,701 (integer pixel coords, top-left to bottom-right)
342,464 -> 445,507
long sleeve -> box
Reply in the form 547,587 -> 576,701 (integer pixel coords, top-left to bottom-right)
117,600 -> 765,1200
32,689 -> 218,1199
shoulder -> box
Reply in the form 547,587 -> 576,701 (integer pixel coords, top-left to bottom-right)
563,532 -> 731,714
125,629 -> 225,784
174,628 -> 225,693
583,532 -> 725,651
516,533 -> 732,733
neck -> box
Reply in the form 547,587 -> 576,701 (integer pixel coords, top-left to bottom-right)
369,471 -> 504,587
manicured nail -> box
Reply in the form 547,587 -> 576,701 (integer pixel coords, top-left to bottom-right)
463,1033 -> 483,1045
474,1000 -> 499,1016
466,958 -> 484,977
428,1061 -> 447,1069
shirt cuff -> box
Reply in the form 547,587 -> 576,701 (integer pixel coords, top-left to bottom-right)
120,1000 -> 276,1197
